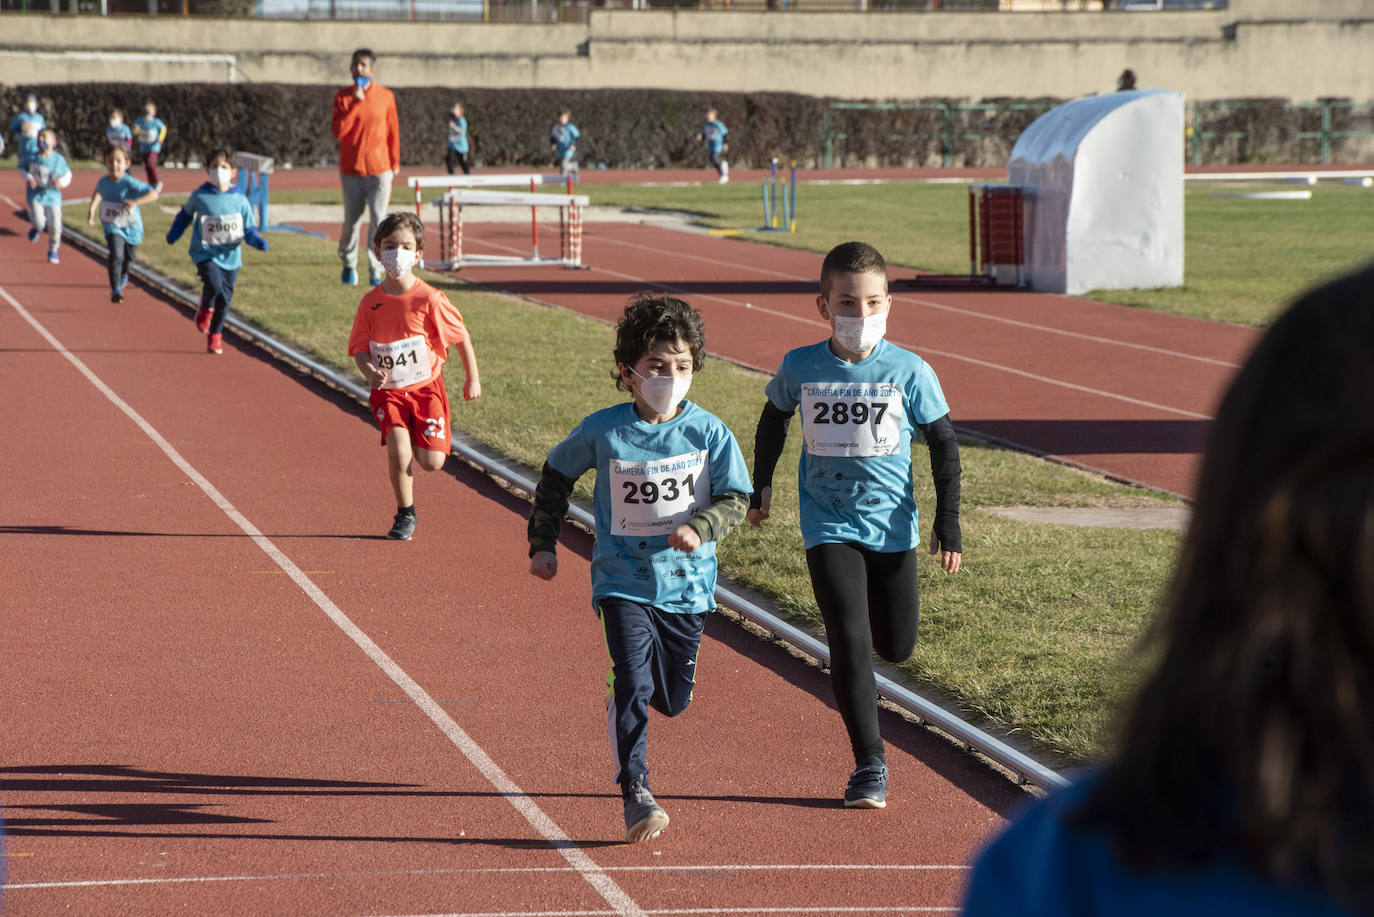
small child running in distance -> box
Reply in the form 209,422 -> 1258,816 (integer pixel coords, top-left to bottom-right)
348,211 -> 481,541
19,128 -> 71,264
131,101 -> 167,191
165,149 -> 269,354
748,240 -> 962,809
696,108 -> 729,184
104,109 -> 132,153
87,144 -> 158,303
550,108 -> 580,176
527,293 -> 752,843
445,102 -> 471,176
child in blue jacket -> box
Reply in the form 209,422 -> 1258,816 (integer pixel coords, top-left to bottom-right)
166,149 -> 268,355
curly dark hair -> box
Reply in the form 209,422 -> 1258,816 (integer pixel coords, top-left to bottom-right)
1073,262 -> 1374,911
612,293 -> 706,392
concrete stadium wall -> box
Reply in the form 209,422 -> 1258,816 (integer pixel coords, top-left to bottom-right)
1,0 -> 1370,102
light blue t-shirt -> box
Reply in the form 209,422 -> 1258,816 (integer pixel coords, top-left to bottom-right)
131,116 -> 166,154
447,116 -> 469,154
700,119 -> 728,153
105,122 -> 133,149
179,183 -> 258,270
22,150 -> 70,207
9,111 -> 45,164
547,400 -> 752,616
550,122 -> 580,160
95,173 -> 153,245
765,338 -> 950,552
964,773 -> 1351,917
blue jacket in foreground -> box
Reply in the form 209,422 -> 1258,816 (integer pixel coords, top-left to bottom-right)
962,773 -> 1351,917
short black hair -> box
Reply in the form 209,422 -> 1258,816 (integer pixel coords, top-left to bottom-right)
374,210 -> 425,251
204,147 -> 233,169
820,241 -> 888,297
352,48 -> 375,65
612,293 -> 706,392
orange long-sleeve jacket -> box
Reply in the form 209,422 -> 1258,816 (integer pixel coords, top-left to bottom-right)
331,83 -> 400,177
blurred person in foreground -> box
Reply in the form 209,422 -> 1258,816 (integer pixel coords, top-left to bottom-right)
963,263 -> 1374,917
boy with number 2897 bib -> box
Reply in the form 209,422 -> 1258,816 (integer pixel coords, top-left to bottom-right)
527,294 -> 751,844
349,211 -> 481,542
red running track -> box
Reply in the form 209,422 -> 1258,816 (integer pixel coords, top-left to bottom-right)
0,182 -> 1026,912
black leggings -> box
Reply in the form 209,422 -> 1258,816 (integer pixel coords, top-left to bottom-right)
105,234 -> 136,293
806,542 -> 919,764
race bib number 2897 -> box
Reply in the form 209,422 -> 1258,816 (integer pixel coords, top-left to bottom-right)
610,449 -> 711,536
800,381 -> 906,457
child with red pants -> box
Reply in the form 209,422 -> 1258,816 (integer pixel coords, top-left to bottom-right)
131,101 -> 167,191
348,210 -> 481,541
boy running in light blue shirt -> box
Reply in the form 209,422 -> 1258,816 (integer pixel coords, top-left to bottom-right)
697,108 -> 729,184
19,128 -> 71,264
166,148 -> 269,355
104,109 -> 133,152
87,144 -> 159,303
748,241 -> 962,810
131,100 -> 168,190
549,108 -> 580,176
528,293 -> 751,845
445,102 -> 471,176
9,94 -> 45,167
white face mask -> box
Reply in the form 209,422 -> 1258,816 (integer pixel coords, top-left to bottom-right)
25,100 -> 37,113
211,166 -> 233,190
109,117 -> 122,127
379,247 -> 417,279
631,368 -> 691,417
832,312 -> 887,355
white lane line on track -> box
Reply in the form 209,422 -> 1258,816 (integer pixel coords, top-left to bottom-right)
0,283 -> 646,917
6,862 -> 970,890
592,232 -> 1240,370
466,235 -> 1212,420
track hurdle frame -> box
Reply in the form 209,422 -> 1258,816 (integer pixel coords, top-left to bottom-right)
760,158 -> 798,233
431,188 -> 588,271
410,173 -> 583,270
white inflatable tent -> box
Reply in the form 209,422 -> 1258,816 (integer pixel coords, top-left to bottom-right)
1008,89 -> 1184,295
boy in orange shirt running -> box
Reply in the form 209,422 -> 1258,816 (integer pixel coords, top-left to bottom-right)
349,211 -> 481,540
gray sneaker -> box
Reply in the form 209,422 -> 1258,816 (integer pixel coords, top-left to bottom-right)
387,511 -> 416,541
623,778 -> 669,843
843,762 -> 888,809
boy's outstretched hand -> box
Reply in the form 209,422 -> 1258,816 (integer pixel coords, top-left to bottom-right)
667,524 -> 701,554
463,377 -> 482,401
530,550 -> 558,580
930,525 -> 961,574
746,486 -> 772,527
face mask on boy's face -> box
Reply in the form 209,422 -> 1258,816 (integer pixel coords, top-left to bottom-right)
631,368 -> 691,417
379,247 -> 417,279
37,137 -> 51,153
832,311 -> 887,355
25,100 -> 37,114
211,166 -> 233,190
354,75 -> 371,89
109,117 -> 121,127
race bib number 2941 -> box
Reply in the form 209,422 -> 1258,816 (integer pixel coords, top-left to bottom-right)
800,381 -> 906,457
610,449 -> 711,537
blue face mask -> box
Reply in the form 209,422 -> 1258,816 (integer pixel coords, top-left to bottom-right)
37,138 -> 51,153
354,75 -> 371,89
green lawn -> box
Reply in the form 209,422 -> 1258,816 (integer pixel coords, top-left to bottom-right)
71,191 -> 1199,767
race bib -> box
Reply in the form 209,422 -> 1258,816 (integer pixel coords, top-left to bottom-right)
369,335 -> 431,390
139,128 -> 159,145
30,164 -> 51,186
21,121 -> 38,138
610,449 -> 711,537
800,381 -> 905,457
100,200 -> 135,228
199,212 -> 244,246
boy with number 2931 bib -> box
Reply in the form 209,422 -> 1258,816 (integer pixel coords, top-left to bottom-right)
349,211 -> 481,542
527,294 -> 751,844
748,241 -> 962,811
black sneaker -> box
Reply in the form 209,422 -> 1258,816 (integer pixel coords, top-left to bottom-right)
387,511 -> 416,541
622,777 -> 669,843
843,762 -> 888,809
111,291 -> 123,303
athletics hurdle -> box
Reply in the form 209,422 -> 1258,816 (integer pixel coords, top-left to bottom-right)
232,152 -> 318,236
410,173 -> 581,269
760,158 -> 798,233
430,188 -> 588,271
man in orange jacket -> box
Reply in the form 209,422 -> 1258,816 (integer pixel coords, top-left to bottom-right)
332,48 -> 400,286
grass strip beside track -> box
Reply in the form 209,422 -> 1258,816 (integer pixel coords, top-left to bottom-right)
69,197 -> 1184,765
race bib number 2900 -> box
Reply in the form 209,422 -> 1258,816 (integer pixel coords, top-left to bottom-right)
800,381 -> 906,457
199,212 -> 244,246
610,449 -> 711,536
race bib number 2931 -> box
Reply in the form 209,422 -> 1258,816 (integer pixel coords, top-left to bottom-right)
800,381 -> 906,457
610,449 -> 711,536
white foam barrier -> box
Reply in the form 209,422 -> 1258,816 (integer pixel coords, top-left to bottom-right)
1008,90 -> 1185,295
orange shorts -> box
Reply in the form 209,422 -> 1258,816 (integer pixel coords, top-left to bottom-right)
369,375 -> 451,454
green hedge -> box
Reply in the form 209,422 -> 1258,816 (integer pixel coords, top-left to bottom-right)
1,84 -> 1356,169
